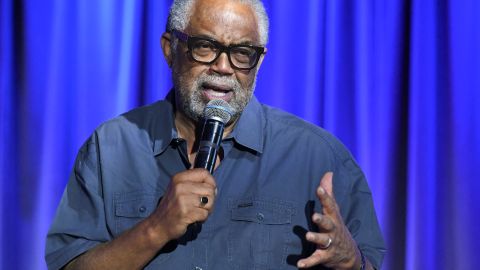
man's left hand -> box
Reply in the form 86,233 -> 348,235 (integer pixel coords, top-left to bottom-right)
297,172 -> 362,270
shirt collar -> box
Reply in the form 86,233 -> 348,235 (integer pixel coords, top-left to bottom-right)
227,96 -> 265,154
152,91 -> 265,155
152,91 -> 178,156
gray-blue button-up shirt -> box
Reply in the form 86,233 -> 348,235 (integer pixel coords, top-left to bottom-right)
46,93 -> 385,269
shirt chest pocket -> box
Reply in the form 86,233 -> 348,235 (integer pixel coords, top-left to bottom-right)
228,198 -> 296,269
113,192 -> 160,236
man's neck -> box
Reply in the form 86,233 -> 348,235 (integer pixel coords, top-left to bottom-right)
174,112 -> 197,155
174,110 -> 236,155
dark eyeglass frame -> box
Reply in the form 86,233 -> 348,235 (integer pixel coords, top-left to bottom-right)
171,29 -> 265,71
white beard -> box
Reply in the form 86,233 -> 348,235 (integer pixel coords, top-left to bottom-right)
173,71 -> 257,122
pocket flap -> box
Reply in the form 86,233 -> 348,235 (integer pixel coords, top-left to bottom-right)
229,198 -> 295,225
115,192 -> 159,218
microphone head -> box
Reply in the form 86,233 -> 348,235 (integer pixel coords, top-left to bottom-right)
204,99 -> 234,124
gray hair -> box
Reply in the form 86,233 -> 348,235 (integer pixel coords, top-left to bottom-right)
166,0 -> 269,45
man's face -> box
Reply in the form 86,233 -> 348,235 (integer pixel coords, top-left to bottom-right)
169,0 -> 264,123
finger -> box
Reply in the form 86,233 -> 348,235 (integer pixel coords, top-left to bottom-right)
188,182 -> 216,197
311,213 -> 335,231
189,184 -> 216,210
174,169 -> 217,189
297,251 -> 326,268
188,207 -> 210,223
305,231 -> 332,248
189,168 -> 217,187
316,172 -> 337,215
166,186 -> 213,212
179,189 -> 215,211
170,181 -> 216,213
174,181 -> 216,201
178,193 -> 214,216
196,194 -> 216,211
320,171 -> 334,198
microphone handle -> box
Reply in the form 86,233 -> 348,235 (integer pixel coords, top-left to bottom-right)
194,118 -> 225,174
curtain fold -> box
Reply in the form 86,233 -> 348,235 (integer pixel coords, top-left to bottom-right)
1,0 -> 479,269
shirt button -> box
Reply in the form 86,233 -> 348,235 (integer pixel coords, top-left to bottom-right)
256,212 -> 265,221
194,267 -> 203,270
139,206 -> 146,212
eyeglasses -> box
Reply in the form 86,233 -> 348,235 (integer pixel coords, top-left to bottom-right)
171,29 -> 265,71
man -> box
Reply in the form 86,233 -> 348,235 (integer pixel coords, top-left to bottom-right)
46,0 -> 385,269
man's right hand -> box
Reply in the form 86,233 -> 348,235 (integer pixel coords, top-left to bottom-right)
150,168 -> 217,241
64,169 -> 217,270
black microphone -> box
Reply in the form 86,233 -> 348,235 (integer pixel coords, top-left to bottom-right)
194,99 -> 234,174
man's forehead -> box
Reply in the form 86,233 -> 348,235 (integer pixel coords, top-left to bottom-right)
186,0 -> 260,44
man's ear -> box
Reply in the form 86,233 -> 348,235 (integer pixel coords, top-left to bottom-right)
161,32 -> 173,68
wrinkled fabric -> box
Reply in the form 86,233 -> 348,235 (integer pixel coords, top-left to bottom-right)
46,93 -> 385,269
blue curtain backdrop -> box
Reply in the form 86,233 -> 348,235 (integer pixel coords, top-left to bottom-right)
1,0 -> 479,269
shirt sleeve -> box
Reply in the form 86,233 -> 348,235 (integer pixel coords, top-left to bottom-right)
334,154 -> 386,269
45,132 -> 111,270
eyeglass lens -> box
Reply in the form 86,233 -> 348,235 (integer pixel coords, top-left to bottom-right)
190,39 -> 259,69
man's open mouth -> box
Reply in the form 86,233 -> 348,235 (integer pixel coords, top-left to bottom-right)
202,83 -> 234,101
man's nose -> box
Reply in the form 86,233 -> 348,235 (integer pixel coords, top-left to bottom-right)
210,52 -> 235,75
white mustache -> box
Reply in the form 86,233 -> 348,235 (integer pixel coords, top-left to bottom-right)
195,74 -> 242,92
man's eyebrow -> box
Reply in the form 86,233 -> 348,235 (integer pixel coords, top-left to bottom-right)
191,33 -> 258,46
194,33 -> 215,39
235,40 -> 257,46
